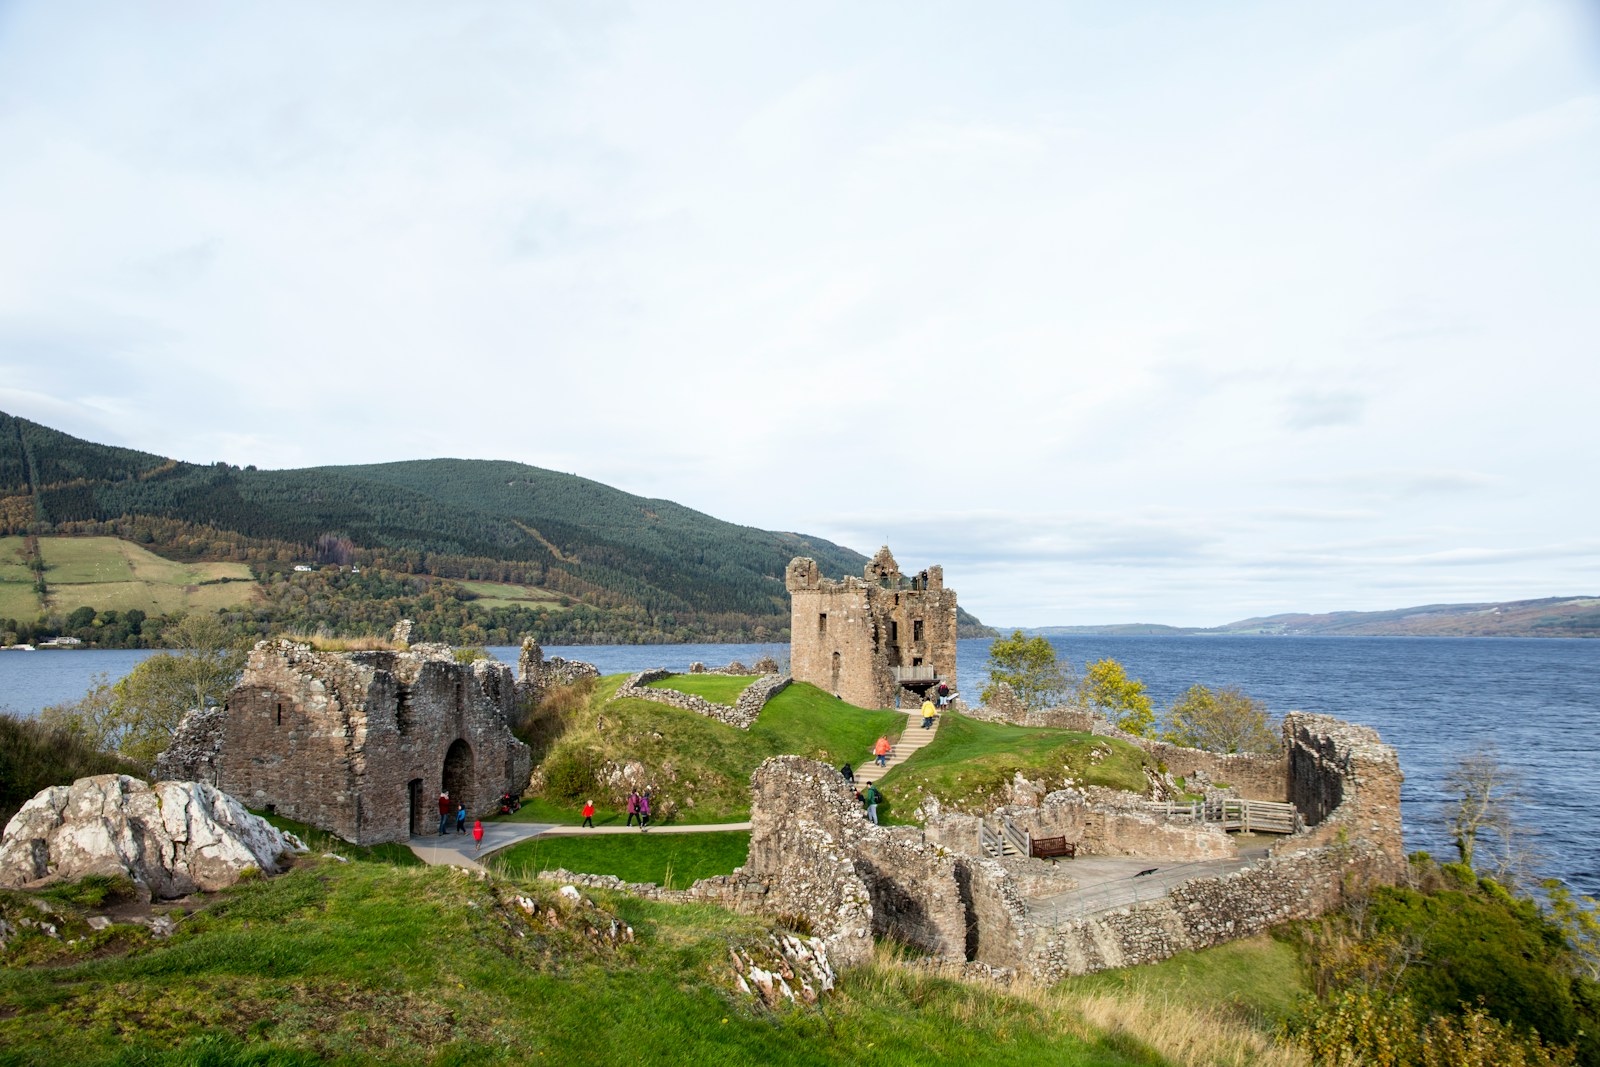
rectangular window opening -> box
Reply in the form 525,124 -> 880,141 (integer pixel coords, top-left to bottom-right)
818,613 -> 828,635
913,619 -> 924,642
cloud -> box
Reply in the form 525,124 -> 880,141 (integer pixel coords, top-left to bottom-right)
1284,388 -> 1369,430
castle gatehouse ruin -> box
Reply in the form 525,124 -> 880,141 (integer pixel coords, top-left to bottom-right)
786,546 -> 958,709
155,638 -> 592,846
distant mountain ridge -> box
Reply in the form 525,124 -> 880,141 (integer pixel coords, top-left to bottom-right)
0,411 -> 991,643
1019,596 -> 1600,639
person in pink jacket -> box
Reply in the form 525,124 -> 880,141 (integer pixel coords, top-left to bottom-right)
625,790 -> 641,827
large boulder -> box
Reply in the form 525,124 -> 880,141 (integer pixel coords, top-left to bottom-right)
0,775 -> 305,900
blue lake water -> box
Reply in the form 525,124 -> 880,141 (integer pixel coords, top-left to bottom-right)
5,636 -> 1596,896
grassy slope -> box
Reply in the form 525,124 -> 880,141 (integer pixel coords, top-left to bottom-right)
490,830 -> 752,889
0,858 -> 1194,1067
873,711 -> 1155,822
534,678 -> 904,823
455,578 -> 570,611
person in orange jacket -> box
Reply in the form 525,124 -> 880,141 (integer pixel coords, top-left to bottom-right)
581,800 -> 595,828
873,735 -> 891,768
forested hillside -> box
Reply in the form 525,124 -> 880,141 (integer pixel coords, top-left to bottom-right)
0,412 -> 991,645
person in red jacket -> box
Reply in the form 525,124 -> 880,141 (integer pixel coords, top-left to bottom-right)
581,800 -> 595,828
437,792 -> 451,835
472,819 -> 484,854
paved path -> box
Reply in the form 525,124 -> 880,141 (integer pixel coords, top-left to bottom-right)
406,820 -> 753,869
407,822 -> 552,871
1024,847 -> 1273,924
537,821 -> 751,837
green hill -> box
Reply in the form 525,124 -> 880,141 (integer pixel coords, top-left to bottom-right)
0,411 -> 991,644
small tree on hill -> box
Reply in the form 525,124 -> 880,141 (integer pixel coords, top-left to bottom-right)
39,612 -> 245,769
1078,658 -> 1154,735
1163,684 -> 1279,754
981,630 -> 1072,709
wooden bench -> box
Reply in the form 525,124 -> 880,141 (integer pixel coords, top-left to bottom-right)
1031,836 -> 1075,861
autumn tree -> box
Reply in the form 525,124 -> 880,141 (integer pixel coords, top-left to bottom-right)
1163,684 -> 1279,754
981,630 -> 1072,708
1078,658 -> 1154,735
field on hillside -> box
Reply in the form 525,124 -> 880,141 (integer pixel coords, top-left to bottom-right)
19,536 -> 257,616
0,537 -> 37,618
455,578 -> 571,611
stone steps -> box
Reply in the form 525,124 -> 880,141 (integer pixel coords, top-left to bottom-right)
852,709 -> 941,785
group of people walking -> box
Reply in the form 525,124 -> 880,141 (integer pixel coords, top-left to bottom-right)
436,791 -> 485,852
575,789 -> 655,830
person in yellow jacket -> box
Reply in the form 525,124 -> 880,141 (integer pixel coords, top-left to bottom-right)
920,698 -> 936,729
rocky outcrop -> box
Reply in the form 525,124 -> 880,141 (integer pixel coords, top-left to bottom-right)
0,775 -> 305,901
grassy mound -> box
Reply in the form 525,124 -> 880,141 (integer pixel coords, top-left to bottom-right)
0,853 -> 1301,1065
528,677 -> 903,824
873,711 -> 1156,821
490,830 -> 751,889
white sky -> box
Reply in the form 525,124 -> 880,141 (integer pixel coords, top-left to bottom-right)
2,2 -> 1597,627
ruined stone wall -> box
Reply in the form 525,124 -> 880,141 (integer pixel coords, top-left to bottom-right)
990,787 -> 1236,861
1019,841 -> 1392,979
613,669 -> 790,730
157,640 -> 532,846
515,638 -> 601,704
1278,712 -> 1405,872
786,548 -> 959,710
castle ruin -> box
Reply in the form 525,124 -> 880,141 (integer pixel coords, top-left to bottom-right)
156,638 -> 594,846
786,546 -> 958,709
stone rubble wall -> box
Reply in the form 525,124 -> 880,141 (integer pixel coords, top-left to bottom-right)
515,638 -> 601,704
0,775 -> 305,901
613,669 -> 790,730
1019,840 -> 1392,979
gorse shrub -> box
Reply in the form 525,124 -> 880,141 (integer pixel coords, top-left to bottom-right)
1295,989 -> 1576,1067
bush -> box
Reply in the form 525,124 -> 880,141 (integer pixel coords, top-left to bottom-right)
541,746 -> 599,802
0,712 -> 146,826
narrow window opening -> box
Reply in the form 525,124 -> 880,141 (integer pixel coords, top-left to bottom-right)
275,702 -> 283,726
818,613 -> 828,635
888,620 -> 898,645
913,619 -> 924,642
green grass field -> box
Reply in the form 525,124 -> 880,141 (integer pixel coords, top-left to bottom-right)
0,537 -> 41,619
456,578 -> 570,611
644,672 -> 756,705
0,857 -> 1222,1066
532,679 -> 905,824
873,711 -> 1155,822
490,830 -> 751,889
2,536 -> 260,618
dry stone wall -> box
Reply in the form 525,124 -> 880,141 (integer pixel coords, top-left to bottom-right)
612,669 -> 790,730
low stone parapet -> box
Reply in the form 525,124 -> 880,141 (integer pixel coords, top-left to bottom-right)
614,670 -> 791,730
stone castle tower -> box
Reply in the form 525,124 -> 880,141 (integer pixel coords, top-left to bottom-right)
786,546 -> 959,709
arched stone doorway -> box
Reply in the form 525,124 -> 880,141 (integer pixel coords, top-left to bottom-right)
442,739 -> 475,823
